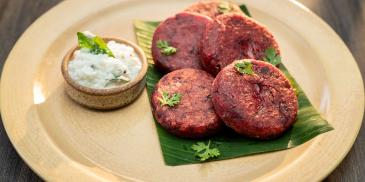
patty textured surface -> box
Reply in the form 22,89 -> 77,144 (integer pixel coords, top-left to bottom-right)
185,0 -> 242,18
212,60 -> 298,139
151,12 -> 212,73
151,69 -> 223,138
201,13 -> 280,75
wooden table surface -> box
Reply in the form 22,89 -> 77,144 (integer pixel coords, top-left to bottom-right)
0,0 -> 364,181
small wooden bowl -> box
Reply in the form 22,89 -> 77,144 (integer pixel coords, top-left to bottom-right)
61,38 -> 148,110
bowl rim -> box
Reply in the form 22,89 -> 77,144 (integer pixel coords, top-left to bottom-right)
61,37 -> 148,96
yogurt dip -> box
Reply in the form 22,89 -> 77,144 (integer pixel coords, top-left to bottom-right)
68,32 -> 142,89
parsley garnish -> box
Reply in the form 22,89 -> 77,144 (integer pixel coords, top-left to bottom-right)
234,61 -> 254,75
77,32 -> 115,58
191,140 -> 220,161
158,91 -> 181,107
157,40 -> 177,56
218,1 -> 231,14
263,47 -> 281,66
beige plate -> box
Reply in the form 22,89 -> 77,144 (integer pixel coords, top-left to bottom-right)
1,0 -> 364,181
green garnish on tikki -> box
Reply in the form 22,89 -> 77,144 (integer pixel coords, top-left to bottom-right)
157,40 -> 177,56
234,60 -> 254,75
263,47 -> 281,66
158,91 -> 182,107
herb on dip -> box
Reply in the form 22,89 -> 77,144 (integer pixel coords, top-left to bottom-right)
234,61 -> 254,75
77,32 -> 115,58
263,47 -> 281,66
158,91 -> 181,107
218,1 -> 231,14
68,31 -> 142,89
157,40 -> 177,56
191,140 -> 220,161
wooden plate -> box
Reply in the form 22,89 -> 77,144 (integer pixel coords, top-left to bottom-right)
1,0 -> 364,181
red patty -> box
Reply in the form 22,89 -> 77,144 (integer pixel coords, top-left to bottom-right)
151,69 -> 223,138
185,0 -> 243,18
201,13 -> 280,75
151,12 -> 212,73
212,60 -> 298,139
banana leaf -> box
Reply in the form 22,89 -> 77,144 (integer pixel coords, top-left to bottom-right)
133,6 -> 333,166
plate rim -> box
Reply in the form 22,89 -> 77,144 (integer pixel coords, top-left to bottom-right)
1,0 -> 364,181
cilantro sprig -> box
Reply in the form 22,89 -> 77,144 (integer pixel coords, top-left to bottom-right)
77,32 -> 115,58
191,140 -> 220,161
234,61 -> 254,75
263,47 -> 281,66
157,40 -> 177,56
218,1 -> 231,14
158,91 -> 182,107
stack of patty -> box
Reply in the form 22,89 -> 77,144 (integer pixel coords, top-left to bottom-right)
151,0 -> 298,139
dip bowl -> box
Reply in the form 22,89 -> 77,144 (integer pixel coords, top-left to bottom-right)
61,38 -> 148,110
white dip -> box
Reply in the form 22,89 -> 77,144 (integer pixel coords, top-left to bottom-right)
68,32 -> 142,89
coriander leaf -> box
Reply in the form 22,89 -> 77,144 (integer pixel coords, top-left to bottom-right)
218,1 -> 231,14
162,47 -> 177,55
157,40 -> 177,56
191,140 -> 220,161
157,40 -> 169,48
76,32 -> 115,58
191,142 -> 206,152
263,47 -> 281,66
158,91 -> 181,107
234,61 -> 254,75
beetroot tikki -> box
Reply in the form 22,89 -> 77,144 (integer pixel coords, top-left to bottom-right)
212,59 -> 298,139
201,13 -> 280,75
151,69 -> 223,138
152,12 -> 212,73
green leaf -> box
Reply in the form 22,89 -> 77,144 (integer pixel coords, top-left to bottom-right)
76,32 -> 115,58
263,47 -> 281,66
239,4 -> 252,17
157,40 -> 177,56
191,142 -> 206,152
93,36 -> 115,57
191,140 -> 220,161
234,61 -> 254,75
77,32 -> 94,49
133,6 -> 333,166
158,91 -> 182,107
156,40 -> 169,48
